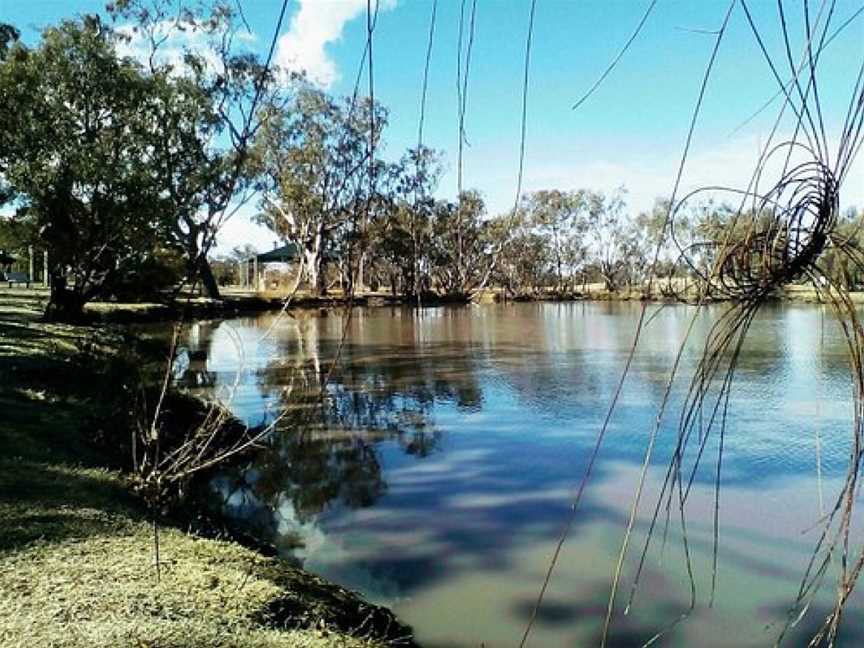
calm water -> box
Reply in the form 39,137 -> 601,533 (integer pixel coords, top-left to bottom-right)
176,302 -> 864,647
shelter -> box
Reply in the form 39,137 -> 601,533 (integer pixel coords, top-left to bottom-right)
255,243 -> 302,264
0,248 -> 49,286
241,242 -> 302,290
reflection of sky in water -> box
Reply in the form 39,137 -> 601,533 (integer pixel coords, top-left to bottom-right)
179,302 -> 864,647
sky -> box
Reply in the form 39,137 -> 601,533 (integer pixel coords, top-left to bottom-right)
2,0 -> 863,254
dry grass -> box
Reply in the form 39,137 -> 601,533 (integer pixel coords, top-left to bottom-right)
0,289 -> 394,648
0,525 -> 383,648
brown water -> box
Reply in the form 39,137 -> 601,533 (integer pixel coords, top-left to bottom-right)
176,301 -> 864,647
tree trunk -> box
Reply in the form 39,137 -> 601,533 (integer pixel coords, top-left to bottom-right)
304,224 -> 328,297
553,229 -> 563,292
317,260 -> 327,296
356,252 -> 366,294
556,257 -> 563,293
304,246 -> 322,297
197,255 -> 220,299
44,273 -> 85,323
600,262 -> 617,292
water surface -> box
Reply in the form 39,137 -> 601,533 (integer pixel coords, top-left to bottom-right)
176,301 -> 864,647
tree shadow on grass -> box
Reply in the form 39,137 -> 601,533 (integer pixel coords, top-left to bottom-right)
0,380 -> 141,555
0,457 -> 138,553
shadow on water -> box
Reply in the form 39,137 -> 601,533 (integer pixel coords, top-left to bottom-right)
756,602 -> 864,647
168,303 -> 864,645
203,377 -> 615,578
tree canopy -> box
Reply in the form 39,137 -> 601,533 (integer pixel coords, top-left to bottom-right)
0,17 -> 170,319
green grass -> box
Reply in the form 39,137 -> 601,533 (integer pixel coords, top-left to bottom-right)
0,288 -> 404,648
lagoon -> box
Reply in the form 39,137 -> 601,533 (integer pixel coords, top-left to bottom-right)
177,301 -> 864,647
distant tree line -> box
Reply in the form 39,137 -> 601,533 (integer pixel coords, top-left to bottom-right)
1,3 -> 862,321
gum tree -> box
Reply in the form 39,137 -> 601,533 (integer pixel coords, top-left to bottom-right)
0,17 -> 166,320
254,85 -> 386,295
109,0 -> 279,299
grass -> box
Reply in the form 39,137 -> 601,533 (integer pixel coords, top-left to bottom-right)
782,283 -> 864,303
0,288 -> 406,648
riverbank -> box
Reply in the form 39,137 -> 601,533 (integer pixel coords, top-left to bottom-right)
7,281 -> 861,328
0,289 -> 415,648
572,283 -> 864,304
85,287 -> 421,323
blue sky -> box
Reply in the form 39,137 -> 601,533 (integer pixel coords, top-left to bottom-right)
3,0 -> 863,253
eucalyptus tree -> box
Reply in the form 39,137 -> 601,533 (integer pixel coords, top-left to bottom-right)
584,189 -> 636,291
0,215 -> 37,259
254,85 -> 387,295
523,189 -> 590,291
0,25 -> 35,259
822,208 -> 864,290
487,209 -> 554,297
108,0 -> 280,299
367,146 -> 443,296
367,202 -> 417,295
0,17 -> 167,320
0,23 -> 17,55
427,190 -> 491,297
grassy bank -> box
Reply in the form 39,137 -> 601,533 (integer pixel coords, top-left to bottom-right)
82,287 -> 416,324
0,288 -> 413,648
507,282 -> 864,305
6,282 -> 863,329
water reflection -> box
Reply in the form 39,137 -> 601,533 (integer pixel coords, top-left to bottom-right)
177,302 -> 863,646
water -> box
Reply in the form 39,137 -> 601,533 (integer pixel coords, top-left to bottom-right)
175,301 -> 864,647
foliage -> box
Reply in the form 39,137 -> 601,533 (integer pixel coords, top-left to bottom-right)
0,215 -> 37,258
1,11 -> 859,308
0,17 -> 168,320
254,84 -> 387,295
489,210 -> 555,296
425,190 -> 491,296
0,23 -> 19,58
108,0 -> 280,300
524,190 -> 590,289
366,146 -> 443,296
110,246 -> 187,301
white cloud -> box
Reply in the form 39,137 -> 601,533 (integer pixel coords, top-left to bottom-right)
275,0 -> 397,88
114,21 -> 230,75
523,134 -> 864,216
214,203 -> 278,256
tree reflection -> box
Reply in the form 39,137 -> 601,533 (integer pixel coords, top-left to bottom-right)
206,311 -> 497,553
173,320 -> 220,388
212,386 -> 441,557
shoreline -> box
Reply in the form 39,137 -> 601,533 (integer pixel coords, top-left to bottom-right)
70,283 -> 864,325
4,283 -> 854,329
0,288 -> 417,648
